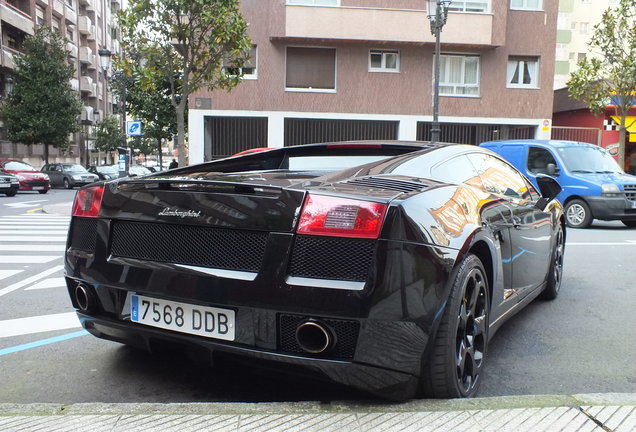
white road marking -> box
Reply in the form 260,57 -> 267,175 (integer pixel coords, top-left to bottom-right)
0,270 -> 22,280
0,256 -> 59,264
0,230 -> 68,235
3,200 -> 48,209
0,236 -> 67,242
24,277 -> 66,290
0,245 -> 65,252
567,242 -> 636,246
0,312 -> 80,338
0,265 -> 63,297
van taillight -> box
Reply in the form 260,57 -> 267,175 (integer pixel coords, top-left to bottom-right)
72,186 -> 104,218
296,194 -> 387,239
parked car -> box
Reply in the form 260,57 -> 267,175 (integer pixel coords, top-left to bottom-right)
41,163 -> 99,189
88,165 -> 121,181
65,141 -> 564,400
0,159 -> 50,194
128,165 -> 152,177
0,171 -> 19,196
480,139 -> 636,228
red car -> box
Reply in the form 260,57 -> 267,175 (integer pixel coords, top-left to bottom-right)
0,159 -> 50,194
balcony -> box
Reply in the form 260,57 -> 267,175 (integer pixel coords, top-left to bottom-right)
69,78 -> 79,92
79,46 -> 93,64
67,42 -> 78,59
1,48 -> 16,70
282,5 -> 495,47
80,75 -> 94,95
78,15 -> 95,37
52,0 -> 64,17
65,5 -> 77,24
0,2 -> 35,35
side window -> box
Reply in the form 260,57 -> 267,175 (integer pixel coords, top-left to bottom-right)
468,153 -> 539,200
527,146 -> 557,175
430,155 -> 484,190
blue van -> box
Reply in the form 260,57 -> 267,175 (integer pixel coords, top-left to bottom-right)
480,140 -> 636,228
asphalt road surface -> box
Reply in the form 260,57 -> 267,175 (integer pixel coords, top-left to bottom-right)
1,189 -> 634,403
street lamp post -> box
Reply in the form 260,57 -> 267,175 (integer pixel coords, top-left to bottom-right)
427,0 -> 451,143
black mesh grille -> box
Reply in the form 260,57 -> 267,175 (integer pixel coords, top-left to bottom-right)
344,177 -> 427,193
110,221 -> 268,272
288,235 -> 374,282
625,184 -> 636,202
279,314 -> 360,359
70,218 -> 98,251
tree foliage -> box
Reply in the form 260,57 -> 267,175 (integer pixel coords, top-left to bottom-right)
95,115 -> 125,155
0,27 -> 82,163
118,0 -> 252,167
567,0 -> 636,168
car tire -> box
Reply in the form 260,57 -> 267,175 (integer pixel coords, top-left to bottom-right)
63,178 -> 71,189
621,220 -> 636,228
539,223 -> 564,300
419,253 -> 489,398
38,189 -> 48,194
565,199 -> 593,228
5,191 -> 17,197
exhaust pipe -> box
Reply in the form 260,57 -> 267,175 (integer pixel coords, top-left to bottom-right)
74,283 -> 95,313
295,320 -> 333,354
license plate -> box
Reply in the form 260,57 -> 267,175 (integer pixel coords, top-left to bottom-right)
131,294 -> 235,341
32,186 -> 44,190
0,183 -> 8,188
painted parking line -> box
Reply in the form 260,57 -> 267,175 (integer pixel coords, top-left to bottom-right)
0,265 -> 63,297
0,256 -> 59,264
24,277 -> 66,290
0,270 -> 23,280
0,330 -> 88,357
0,245 -> 65,252
0,236 -> 67,242
567,242 -> 636,246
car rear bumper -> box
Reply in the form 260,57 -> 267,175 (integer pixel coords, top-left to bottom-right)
76,311 -> 420,400
586,195 -> 636,221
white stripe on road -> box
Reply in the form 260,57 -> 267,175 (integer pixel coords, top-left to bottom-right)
0,270 -> 22,280
0,236 -> 67,242
567,242 -> 636,246
0,255 -> 59,264
0,221 -> 70,225
0,265 -> 63,297
0,312 -> 80,338
0,230 -> 68,235
24,277 -> 66,290
0,245 -> 65,252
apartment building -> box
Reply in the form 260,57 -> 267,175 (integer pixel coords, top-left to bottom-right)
0,0 -> 121,165
554,0 -> 619,90
189,0 -> 558,164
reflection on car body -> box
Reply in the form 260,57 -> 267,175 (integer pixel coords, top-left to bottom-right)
65,141 -> 565,400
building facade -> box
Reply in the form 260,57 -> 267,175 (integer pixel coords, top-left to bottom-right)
0,0 -> 121,167
189,0 -> 558,164
554,0 -> 619,90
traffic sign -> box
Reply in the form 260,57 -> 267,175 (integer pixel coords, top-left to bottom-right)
127,121 -> 142,136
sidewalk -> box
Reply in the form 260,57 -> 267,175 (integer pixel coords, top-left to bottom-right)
1,394 -> 635,431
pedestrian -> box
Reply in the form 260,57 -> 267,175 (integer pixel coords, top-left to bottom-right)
169,159 -> 178,169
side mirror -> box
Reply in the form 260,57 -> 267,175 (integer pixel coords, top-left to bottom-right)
535,174 -> 562,210
546,163 -> 557,176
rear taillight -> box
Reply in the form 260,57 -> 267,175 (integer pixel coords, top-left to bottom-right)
72,186 -> 104,218
296,194 -> 387,239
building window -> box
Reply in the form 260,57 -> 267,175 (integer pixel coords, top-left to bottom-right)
287,0 -> 339,5
448,1 -> 489,13
510,0 -> 543,11
507,56 -> 539,88
36,6 -> 46,27
439,54 -> 480,96
577,53 -> 586,61
369,50 -> 399,73
286,47 -> 336,92
67,27 -> 74,41
579,22 -> 589,34
224,45 -> 258,79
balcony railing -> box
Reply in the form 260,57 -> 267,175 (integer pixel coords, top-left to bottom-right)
0,2 -> 35,35
283,5 -> 495,46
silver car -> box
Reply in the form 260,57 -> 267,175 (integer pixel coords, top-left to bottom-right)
41,163 -> 99,189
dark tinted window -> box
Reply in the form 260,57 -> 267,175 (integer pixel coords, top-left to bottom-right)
527,147 -> 557,175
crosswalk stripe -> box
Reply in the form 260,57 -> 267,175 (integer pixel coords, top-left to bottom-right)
0,312 -> 80,337
0,270 -> 23,280
0,230 -> 68,235
0,236 -> 67,242
0,245 -> 65,252
0,265 -> 63,297
24,277 -> 66,290
0,256 -> 60,264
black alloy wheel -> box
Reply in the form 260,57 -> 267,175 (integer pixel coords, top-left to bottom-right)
565,199 -> 592,228
420,253 -> 489,398
539,222 -> 564,300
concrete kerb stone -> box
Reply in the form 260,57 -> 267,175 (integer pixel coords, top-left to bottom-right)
1,394 -> 635,417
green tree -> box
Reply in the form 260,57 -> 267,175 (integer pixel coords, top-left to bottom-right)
95,115 -> 125,163
0,27 -> 82,163
118,0 -> 251,167
567,0 -> 636,169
